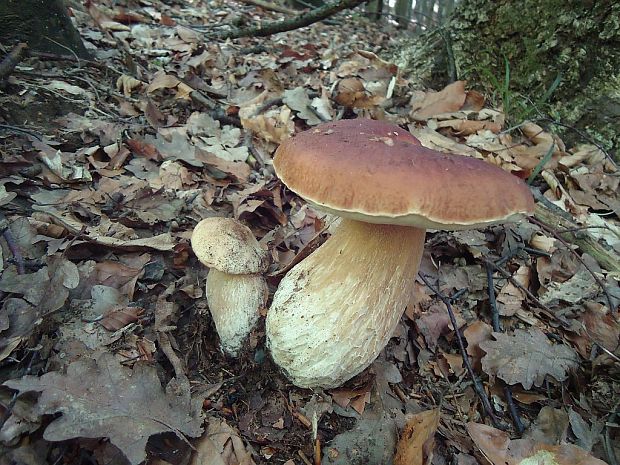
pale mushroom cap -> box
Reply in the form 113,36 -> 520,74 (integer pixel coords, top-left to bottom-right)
274,119 -> 534,230
191,217 -> 269,274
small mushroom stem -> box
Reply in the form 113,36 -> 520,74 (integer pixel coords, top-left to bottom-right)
266,219 -> 426,388
207,269 -> 268,356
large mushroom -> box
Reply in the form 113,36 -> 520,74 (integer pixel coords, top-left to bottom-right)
266,118 -> 534,388
191,217 -> 269,356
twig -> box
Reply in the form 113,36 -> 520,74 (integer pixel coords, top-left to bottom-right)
213,0 -> 367,39
603,401 -> 619,465
0,124 -> 43,141
43,36 -> 80,65
314,437 -> 321,465
486,264 -> 500,332
529,216 -> 616,313
0,350 -> 38,430
244,131 -> 266,167
253,96 -> 284,116
483,258 -> 561,323
298,450 -> 313,465
532,201 -> 620,273
485,263 -> 525,434
418,273 -> 505,430
0,42 -> 28,81
0,213 -> 25,275
237,0 -> 299,14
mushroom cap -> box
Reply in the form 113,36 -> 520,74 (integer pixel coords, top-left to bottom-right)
191,217 -> 269,274
274,119 -> 534,230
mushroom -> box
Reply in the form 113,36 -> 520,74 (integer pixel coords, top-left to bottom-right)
191,217 -> 269,356
266,118 -> 534,388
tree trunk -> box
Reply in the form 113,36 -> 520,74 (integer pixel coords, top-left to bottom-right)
394,0 -> 412,27
365,0 -> 384,21
391,0 -> 620,156
0,0 -> 90,58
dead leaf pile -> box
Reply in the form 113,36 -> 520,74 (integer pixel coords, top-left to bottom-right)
0,0 -> 618,463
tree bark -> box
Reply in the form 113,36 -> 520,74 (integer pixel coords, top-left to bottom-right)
394,0 -> 412,27
0,0 -> 90,59
365,0 -> 384,21
391,0 -> 620,157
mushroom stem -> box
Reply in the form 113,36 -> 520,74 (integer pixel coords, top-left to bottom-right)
266,219 -> 426,388
207,269 -> 268,356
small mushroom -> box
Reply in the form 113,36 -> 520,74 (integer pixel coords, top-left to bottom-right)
191,217 -> 269,356
266,119 -> 534,388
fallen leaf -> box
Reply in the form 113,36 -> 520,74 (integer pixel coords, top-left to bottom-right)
526,406 -> 569,445
568,408 -> 604,452
4,353 -> 204,465
409,81 -> 467,120
463,320 -> 493,371
283,87 -> 323,125
99,306 -> 144,331
466,422 -> 606,465
394,409 -> 440,465
480,328 -> 579,389
190,418 -> 256,465
496,265 -> 529,316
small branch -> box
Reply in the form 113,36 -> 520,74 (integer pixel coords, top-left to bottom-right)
0,43 -> 28,81
486,264 -> 500,331
483,258 -> 560,323
0,213 -> 25,275
529,216 -> 616,313
237,0 -> 299,15
419,273 -> 506,430
532,202 -> 620,274
0,124 -> 43,141
485,263 -> 525,434
213,0 -> 367,39
603,401 -> 619,465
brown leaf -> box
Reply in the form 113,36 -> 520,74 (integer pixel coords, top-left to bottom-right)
579,301 -> 620,353
463,320 -> 493,371
415,303 -> 451,352
127,138 -> 161,161
394,409 -> 440,465
99,306 -> 144,331
466,422 -> 607,465
190,418 -> 256,465
527,406 -> 569,445
496,265 -> 529,316
410,81 -> 467,120
480,328 -> 579,389
4,353 -> 204,465
91,259 -> 147,300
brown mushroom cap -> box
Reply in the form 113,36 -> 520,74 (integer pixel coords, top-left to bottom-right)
191,217 -> 269,274
274,119 -> 534,230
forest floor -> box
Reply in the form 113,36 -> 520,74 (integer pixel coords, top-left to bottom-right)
0,1 -> 618,465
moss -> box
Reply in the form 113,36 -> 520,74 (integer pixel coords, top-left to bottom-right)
388,0 -> 620,156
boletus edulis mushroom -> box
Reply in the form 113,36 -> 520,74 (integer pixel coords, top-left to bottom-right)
191,217 -> 269,356
266,118 -> 534,388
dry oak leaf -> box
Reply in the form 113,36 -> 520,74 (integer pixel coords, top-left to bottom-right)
4,353 -> 204,465
466,422 -> 607,465
479,328 -> 579,390
409,81 -> 467,121
394,409 -> 440,465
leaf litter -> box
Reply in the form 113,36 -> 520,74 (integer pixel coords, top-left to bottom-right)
0,0 -> 618,464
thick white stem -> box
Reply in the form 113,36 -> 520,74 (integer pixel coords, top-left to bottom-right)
266,220 -> 426,388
